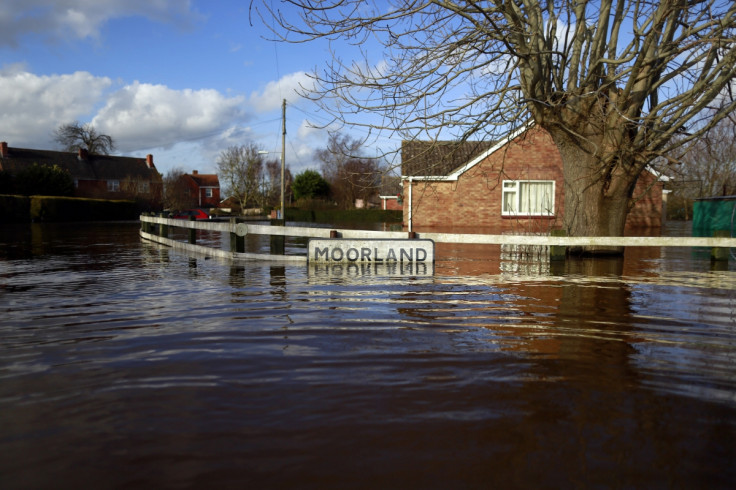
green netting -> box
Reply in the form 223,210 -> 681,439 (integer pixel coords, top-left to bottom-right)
692,198 -> 736,237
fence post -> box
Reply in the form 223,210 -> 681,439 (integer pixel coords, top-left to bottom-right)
711,230 -> 730,262
230,217 -> 244,253
188,216 -> 196,244
159,212 -> 168,238
270,218 -> 285,255
550,229 -> 567,261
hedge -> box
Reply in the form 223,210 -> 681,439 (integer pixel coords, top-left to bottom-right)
286,208 -> 402,223
0,194 -> 139,223
0,195 -> 31,223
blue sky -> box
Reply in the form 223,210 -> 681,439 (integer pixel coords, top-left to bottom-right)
0,0 -> 384,176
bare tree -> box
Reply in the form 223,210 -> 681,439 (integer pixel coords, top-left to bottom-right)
54,121 -> 116,155
261,0 -> 736,250
666,114 -> 736,217
217,144 -> 264,212
265,158 -> 294,207
315,133 -> 383,208
678,115 -> 736,197
163,167 -> 196,212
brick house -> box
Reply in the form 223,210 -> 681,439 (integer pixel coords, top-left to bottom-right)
401,126 -> 665,232
179,170 -> 220,209
378,174 -> 404,211
0,141 -> 163,209
379,195 -> 403,211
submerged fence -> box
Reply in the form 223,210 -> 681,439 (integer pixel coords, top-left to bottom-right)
139,214 -> 736,264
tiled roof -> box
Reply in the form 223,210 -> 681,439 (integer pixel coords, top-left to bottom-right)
0,146 -> 161,182
401,140 -> 495,177
188,173 -> 219,187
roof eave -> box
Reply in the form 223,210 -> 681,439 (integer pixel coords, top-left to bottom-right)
403,123 -> 533,180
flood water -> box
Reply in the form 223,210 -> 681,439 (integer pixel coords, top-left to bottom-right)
1,221 -> 735,488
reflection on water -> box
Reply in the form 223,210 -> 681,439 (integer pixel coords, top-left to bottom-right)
309,261 -> 435,280
1,221 -> 735,488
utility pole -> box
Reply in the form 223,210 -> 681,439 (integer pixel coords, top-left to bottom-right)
280,99 -> 286,220
269,99 -> 287,255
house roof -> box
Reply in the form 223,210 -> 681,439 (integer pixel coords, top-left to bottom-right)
401,140 -> 496,178
401,125 -> 668,183
186,173 -> 219,188
0,144 -> 161,182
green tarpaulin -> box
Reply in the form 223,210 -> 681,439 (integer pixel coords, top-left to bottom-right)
692,196 -> 736,237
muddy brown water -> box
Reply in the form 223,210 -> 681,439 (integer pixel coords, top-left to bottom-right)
1,221 -> 734,488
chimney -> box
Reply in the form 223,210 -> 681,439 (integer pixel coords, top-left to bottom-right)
146,154 -> 155,169
192,170 -> 198,175
78,147 -> 88,161
0,142 -> 8,158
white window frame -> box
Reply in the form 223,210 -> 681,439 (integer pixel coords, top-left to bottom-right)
205,188 -> 213,198
107,180 -> 120,192
502,180 -> 555,217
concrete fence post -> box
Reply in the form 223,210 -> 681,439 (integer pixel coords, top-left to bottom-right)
230,217 -> 244,253
189,216 -> 197,244
550,229 -> 567,261
270,218 -> 285,255
159,212 -> 168,238
711,230 -> 730,262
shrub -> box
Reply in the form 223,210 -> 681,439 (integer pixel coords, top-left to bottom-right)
15,163 -> 74,197
30,196 -> 138,222
0,195 -> 31,223
0,170 -> 14,194
292,170 -> 330,201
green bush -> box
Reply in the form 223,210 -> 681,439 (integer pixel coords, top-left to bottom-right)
285,207 -> 401,223
0,171 -> 14,194
292,170 -> 330,200
29,196 -> 139,222
15,163 -> 74,196
0,195 -> 31,223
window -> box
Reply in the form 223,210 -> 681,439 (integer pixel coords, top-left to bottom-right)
502,180 -> 554,216
107,180 -> 120,192
138,181 -> 150,193
205,188 -> 213,198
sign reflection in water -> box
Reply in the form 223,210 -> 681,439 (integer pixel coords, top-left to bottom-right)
0,221 -> 735,489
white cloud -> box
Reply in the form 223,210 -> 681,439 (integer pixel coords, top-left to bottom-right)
297,119 -> 323,140
0,66 -> 111,147
92,81 -> 246,152
0,0 -> 202,47
0,65 -> 326,175
249,71 -> 316,113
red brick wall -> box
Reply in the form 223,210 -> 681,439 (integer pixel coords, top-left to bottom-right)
198,187 -> 220,208
382,197 -> 402,211
403,128 -> 565,232
182,176 -> 220,208
403,127 -> 663,232
626,171 -> 664,228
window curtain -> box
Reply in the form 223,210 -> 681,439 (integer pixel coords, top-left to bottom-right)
519,182 -> 551,214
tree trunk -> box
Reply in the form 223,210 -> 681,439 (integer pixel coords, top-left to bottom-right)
551,132 -> 637,255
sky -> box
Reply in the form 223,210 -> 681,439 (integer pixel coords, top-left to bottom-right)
0,0 -> 388,176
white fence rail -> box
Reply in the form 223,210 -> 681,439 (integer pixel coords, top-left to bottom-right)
139,215 -> 736,262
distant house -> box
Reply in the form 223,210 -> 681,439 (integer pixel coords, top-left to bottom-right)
179,170 -> 220,209
379,195 -> 402,211
401,126 -> 665,232
378,174 -> 403,211
0,141 -> 163,209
